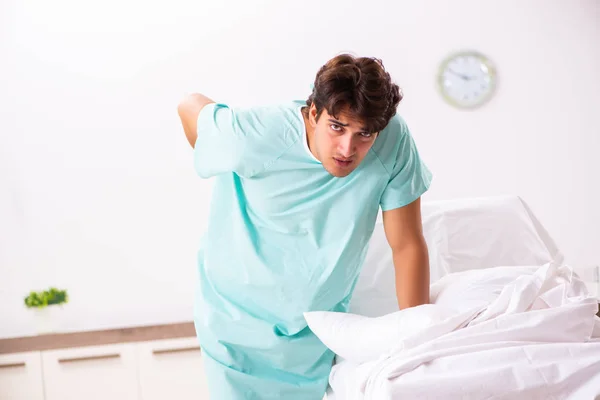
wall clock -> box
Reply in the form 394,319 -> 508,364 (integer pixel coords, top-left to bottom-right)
437,50 -> 497,109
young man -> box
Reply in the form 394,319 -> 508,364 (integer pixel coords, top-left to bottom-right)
178,54 -> 432,399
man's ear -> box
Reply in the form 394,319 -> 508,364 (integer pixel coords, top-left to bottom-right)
309,104 -> 318,127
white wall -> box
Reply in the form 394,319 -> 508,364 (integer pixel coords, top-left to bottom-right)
1,0 -> 598,338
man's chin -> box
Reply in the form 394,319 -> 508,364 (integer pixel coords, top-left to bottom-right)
323,164 -> 355,178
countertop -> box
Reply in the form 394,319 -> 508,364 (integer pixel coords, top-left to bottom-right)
0,321 -> 196,355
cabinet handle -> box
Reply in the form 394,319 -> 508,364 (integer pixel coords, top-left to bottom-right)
0,362 -> 26,369
58,353 -> 121,364
152,346 -> 200,356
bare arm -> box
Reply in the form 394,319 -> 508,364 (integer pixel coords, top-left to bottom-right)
177,93 -> 215,148
382,197 -> 430,309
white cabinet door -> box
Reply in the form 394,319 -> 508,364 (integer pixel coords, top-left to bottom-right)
0,352 -> 45,400
137,337 -> 210,400
42,343 -> 139,400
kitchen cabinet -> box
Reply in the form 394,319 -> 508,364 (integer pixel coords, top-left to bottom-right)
137,337 -> 210,400
0,351 -> 45,400
41,343 -> 139,400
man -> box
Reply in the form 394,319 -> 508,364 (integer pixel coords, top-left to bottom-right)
178,54 -> 432,399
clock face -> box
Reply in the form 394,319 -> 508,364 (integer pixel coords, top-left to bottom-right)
437,51 -> 497,109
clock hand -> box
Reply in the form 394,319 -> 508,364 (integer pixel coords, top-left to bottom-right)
448,69 -> 473,81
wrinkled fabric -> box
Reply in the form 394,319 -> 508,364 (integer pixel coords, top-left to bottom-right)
192,100 -> 432,399
326,263 -> 600,400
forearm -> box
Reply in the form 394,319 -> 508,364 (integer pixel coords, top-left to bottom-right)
392,240 -> 430,309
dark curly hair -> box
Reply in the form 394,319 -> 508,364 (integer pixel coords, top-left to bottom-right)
304,54 -> 403,134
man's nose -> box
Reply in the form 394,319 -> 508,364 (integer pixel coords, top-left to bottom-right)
338,135 -> 355,157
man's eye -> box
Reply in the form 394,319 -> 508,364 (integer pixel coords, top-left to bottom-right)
330,124 -> 342,132
360,132 -> 373,138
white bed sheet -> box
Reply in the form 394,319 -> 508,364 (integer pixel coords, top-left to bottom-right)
322,263 -> 600,400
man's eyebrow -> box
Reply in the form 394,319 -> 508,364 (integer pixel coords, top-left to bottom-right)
328,118 -> 368,132
328,118 -> 348,127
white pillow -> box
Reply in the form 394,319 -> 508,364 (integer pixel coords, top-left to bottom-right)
349,195 -> 562,318
307,265 -> 543,364
304,304 -> 463,364
422,195 -> 563,279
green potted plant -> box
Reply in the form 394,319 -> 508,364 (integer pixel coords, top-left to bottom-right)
24,287 -> 68,334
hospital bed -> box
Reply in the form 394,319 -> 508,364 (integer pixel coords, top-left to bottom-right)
308,195 -> 600,400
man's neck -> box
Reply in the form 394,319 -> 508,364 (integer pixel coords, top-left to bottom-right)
301,107 -> 317,158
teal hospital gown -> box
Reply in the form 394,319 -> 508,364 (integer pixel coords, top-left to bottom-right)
192,100 -> 432,399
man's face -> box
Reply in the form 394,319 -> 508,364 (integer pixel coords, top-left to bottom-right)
307,104 -> 378,178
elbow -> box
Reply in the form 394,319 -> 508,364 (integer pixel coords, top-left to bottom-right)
177,94 -> 199,116
177,94 -> 205,148
391,233 -> 428,256
177,93 -> 215,148
178,93 -> 213,111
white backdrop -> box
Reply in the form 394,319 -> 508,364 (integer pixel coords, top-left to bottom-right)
1,0 -> 599,338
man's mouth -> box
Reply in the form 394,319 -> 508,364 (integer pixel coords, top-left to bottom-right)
333,157 -> 353,168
